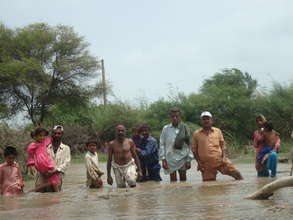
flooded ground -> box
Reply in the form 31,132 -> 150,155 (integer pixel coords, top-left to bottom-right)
1,161 -> 293,220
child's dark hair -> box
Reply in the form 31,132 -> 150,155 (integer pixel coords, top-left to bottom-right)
31,128 -> 49,138
263,121 -> 273,131
86,137 -> 99,147
4,146 -> 18,157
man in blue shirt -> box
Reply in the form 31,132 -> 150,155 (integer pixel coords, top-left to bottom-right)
136,124 -> 162,182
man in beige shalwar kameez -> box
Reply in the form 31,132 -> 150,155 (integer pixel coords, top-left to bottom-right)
192,112 -> 243,181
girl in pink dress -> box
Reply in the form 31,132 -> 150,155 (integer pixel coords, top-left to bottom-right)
27,128 -> 60,192
0,146 -> 24,196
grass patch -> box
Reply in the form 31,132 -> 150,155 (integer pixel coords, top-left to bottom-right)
231,158 -> 254,164
71,152 -> 108,164
279,141 -> 293,153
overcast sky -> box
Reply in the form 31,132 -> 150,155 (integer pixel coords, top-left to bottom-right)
1,0 -> 293,104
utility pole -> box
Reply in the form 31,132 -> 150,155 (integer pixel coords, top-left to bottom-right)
101,59 -> 107,106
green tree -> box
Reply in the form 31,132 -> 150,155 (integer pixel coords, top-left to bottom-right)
145,99 -> 174,131
0,24 -> 14,118
0,23 -> 99,125
200,68 -> 258,142
256,82 -> 293,138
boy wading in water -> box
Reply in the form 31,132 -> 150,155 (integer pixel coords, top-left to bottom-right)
257,121 -> 279,177
107,124 -> 142,188
85,138 -> 104,188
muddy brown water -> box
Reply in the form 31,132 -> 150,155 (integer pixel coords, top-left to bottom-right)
1,162 -> 293,220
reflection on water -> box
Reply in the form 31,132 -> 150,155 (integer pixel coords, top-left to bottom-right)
1,162 -> 293,220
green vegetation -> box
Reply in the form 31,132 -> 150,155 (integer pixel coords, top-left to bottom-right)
71,152 -> 108,164
1,23 -> 293,172
0,23 -> 109,125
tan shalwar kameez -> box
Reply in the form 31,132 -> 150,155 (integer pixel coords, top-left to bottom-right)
192,127 -> 239,181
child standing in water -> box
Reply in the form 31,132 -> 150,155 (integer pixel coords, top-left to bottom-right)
85,138 -> 104,188
258,122 -> 279,165
0,146 -> 24,196
27,128 -> 60,192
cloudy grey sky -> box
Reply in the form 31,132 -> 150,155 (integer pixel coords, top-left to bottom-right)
1,0 -> 293,103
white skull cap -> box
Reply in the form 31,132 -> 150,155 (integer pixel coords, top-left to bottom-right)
53,125 -> 64,131
200,111 -> 212,118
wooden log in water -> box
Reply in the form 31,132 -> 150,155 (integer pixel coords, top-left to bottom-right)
246,176 -> 293,200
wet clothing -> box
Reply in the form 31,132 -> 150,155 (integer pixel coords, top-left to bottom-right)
27,138 -> 60,185
253,130 -> 280,177
159,123 -> 193,174
192,127 -> 240,181
266,152 -> 278,177
257,146 -> 274,164
0,162 -> 23,196
200,158 -> 238,181
112,159 -> 137,188
85,151 -> 104,187
137,136 -> 161,181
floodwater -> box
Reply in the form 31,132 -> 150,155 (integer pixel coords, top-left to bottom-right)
1,162 -> 293,220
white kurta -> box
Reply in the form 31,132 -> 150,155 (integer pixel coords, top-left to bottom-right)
159,123 -> 194,174
85,151 -> 104,186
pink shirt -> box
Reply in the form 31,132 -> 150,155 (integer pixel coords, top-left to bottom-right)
0,162 -> 23,196
27,138 -> 55,172
27,138 -> 60,185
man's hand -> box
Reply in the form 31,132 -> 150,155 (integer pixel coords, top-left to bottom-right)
95,178 -> 103,188
137,170 -> 143,179
42,169 -> 58,178
19,183 -> 24,190
107,176 -> 113,185
162,159 -> 169,169
185,162 -> 191,170
197,162 -> 204,171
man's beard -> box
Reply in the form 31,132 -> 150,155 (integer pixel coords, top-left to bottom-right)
52,137 -> 61,142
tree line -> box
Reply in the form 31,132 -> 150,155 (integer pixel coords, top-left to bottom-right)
1,23 -> 293,150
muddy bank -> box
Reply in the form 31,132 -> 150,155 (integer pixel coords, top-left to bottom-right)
1,162 -> 293,220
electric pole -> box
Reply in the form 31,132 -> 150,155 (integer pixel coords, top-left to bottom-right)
101,59 -> 107,106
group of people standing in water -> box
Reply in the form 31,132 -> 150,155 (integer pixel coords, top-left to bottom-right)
0,108 -> 281,196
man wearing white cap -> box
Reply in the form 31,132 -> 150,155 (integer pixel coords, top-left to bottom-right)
35,125 -> 71,191
192,112 -> 243,181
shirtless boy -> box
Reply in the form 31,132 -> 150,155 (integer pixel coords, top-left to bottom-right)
258,121 -> 279,164
107,124 -> 142,188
